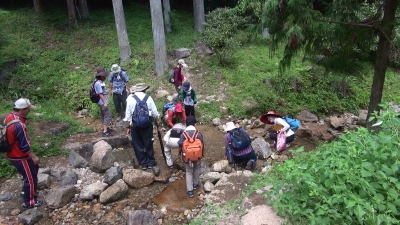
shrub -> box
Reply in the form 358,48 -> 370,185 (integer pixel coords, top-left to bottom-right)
262,104 -> 400,224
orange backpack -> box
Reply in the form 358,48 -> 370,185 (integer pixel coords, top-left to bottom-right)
181,131 -> 203,162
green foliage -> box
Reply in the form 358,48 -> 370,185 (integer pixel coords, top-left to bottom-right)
261,105 -> 400,224
202,7 -> 249,65
0,157 -> 16,178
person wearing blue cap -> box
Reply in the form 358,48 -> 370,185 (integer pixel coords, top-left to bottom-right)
180,81 -> 197,117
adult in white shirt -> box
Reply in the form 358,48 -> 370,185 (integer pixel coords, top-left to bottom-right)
124,83 -> 160,176
260,111 -> 295,147
163,123 -> 187,168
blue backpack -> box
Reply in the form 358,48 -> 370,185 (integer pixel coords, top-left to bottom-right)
283,117 -> 300,131
230,127 -> 251,150
132,95 -> 152,128
162,102 -> 175,116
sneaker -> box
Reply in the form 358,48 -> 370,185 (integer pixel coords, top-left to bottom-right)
152,166 -> 160,176
102,131 -> 113,136
142,166 -> 148,170
286,143 -> 291,148
245,159 -> 256,171
169,165 -> 174,169
193,184 -> 201,190
22,200 -> 43,209
187,191 -> 194,198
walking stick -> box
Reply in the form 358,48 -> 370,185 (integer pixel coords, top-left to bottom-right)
155,123 -> 167,161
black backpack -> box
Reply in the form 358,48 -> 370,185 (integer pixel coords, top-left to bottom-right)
89,80 -> 100,103
230,127 -> 251,150
132,95 -> 152,128
0,119 -> 21,153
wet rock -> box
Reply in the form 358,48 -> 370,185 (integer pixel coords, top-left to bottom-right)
297,110 -> 318,122
122,168 -> 154,188
170,48 -> 191,59
103,166 -> 122,185
37,173 -> 50,190
99,179 -> 128,204
251,137 -> 272,159
89,140 -> 115,173
46,185 -> 76,209
69,150 -> 89,168
80,181 -> 108,200
18,209 -> 43,225
126,210 -> 158,225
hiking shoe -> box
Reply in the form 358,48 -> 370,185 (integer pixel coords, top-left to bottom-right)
193,184 -> 201,190
102,131 -> 113,136
245,160 -> 256,171
286,143 -> 291,148
187,191 -> 194,198
22,200 -> 43,209
152,166 -> 160,176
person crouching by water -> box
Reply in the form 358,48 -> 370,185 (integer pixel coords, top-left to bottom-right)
260,111 -> 295,148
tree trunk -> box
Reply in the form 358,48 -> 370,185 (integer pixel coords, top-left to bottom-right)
193,0 -> 205,32
66,0 -> 78,26
112,0 -> 132,62
162,0 -> 172,33
150,0 -> 168,77
366,0 -> 399,129
78,0 -> 90,19
33,0 -> 42,13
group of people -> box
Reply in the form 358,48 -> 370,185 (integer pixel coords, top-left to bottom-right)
3,60 -> 297,209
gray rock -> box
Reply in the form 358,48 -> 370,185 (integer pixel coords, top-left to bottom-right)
330,117 -> 346,129
80,181 -> 108,200
296,110 -> 318,122
212,118 -> 221,126
122,168 -> 154,189
199,161 -> 210,176
68,150 -> 88,168
357,109 -> 368,126
155,89 -> 169,98
103,166 -> 123,185
201,172 -> 222,184
17,209 -> 43,225
203,181 -> 214,193
89,140 -> 115,173
241,205 -> 283,225
38,167 -> 51,174
37,173 -> 50,190
0,194 -> 11,201
45,185 -> 76,209
170,48 -> 191,59
195,41 -> 213,55
58,170 -> 78,187
251,137 -> 272,159
126,210 -> 158,225
99,179 -> 128,204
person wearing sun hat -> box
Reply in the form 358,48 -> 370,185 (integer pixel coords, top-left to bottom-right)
94,69 -> 113,136
4,98 -> 44,209
224,122 -> 257,170
108,64 -> 130,121
164,103 -> 187,128
260,111 -> 295,148
124,83 -> 161,176
172,59 -> 188,94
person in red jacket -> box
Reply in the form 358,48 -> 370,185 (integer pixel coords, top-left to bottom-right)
5,98 -> 43,209
164,103 -> 187,128
172,59 -> 188,94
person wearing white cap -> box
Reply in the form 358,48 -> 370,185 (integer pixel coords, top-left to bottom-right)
108,64 -> 130,121
172,59 -> 188,94
224,122 -> 257,170
4,98 -> 43,209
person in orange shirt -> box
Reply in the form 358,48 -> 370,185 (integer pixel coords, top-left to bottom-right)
5,98 -> 43,209
164,103 -> 187,128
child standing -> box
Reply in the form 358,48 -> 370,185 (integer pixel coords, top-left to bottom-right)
178,116 -> 204,197
181,81 -> 197,117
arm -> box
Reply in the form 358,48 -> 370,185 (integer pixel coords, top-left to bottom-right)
15,123 -> 39,164
275,118 -> 290,132
167,110 -> 174,127
98,93 -> 108,108
147,96 -> 160,123
192,89 -> 197,102
224,133 -> 231,153
173,67 -> 179,83
180,111 -> 187,122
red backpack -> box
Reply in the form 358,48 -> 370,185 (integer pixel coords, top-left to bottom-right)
181,131 -> 203,162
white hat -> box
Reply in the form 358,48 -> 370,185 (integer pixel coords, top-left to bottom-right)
111,64 -> 121,73
178,59 -> 188,68
224,122 -> 237,132
14,98 -> 36,109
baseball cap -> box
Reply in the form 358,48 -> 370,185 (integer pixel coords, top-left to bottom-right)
175,103 -> 183,113
14,98 -> 36,109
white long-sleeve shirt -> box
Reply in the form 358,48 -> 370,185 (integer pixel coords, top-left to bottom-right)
274,117 -> 294,137
123,91 -> 159,125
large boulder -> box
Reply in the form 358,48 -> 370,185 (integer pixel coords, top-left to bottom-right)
89,140 -> 115,173
99,179 -> 128,204
80,181 -> 108,200
251,137 -> 272,159
296,110 -> 318,122
170,48 -> 191,59
68,150 -> 89,168
45,185 -> 76,209
122,168 -> 154,189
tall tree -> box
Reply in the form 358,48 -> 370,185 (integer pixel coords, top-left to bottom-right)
150,0 -> 168,77
112,0 -> 131,62
78,0 -> 90,19
66,0 -> 77,26
162,0 -> 172,33
263,0 -> 400,129
33,0 -> 42,13
193,0 -> 205,32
